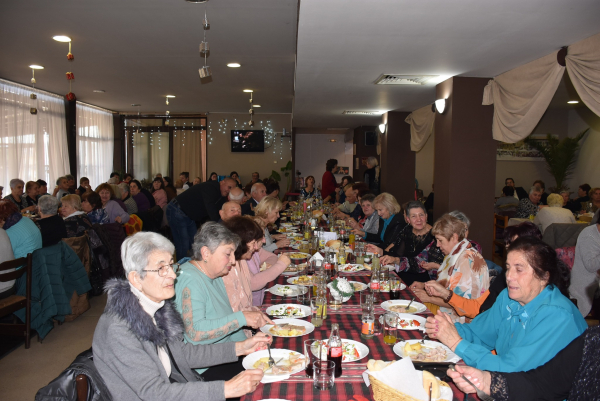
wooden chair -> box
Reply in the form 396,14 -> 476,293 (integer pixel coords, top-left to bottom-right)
75,374 -> 89,401
492,214 -> 509,264
0,253 -> 33,348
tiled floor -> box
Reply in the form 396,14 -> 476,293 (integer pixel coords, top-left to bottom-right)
0,293 -> 106,401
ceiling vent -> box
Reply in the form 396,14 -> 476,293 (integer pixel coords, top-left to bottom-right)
374,74 -> 437,85
342,110 -> 382,115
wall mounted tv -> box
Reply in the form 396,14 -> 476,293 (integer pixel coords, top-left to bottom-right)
231,130 -> 265,152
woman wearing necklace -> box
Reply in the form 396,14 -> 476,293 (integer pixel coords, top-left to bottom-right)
300,175 -> 321,199
378,201 -> 444,286
174,222 -> 274,383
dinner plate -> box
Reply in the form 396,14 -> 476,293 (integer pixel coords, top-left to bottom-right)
268,284 -> 308,297
260,318 -> 315,337
281,263 -> 308,276
380,313 -> 426,330
393,340 -> 460,364
265,304 -> 311,318
381,299 -> 427,314
338,263 -> 366,273
311,339 -> 369,362
348,281 -> 368,291
287,276 -> 313,286
242,348 -> 305,383
378,281 -> 407,293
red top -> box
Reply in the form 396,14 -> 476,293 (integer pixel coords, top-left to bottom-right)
321,171 -> 337,201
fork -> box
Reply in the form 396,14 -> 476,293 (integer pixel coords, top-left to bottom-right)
267,343 -> 276,368
449,365 -> 495,401
420,333 -> 429,344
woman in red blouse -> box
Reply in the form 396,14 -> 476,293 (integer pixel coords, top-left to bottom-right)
321,158 -> 339,203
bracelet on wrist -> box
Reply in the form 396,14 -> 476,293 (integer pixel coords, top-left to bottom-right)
450,337 -> 462,350
444,291 -> 453,303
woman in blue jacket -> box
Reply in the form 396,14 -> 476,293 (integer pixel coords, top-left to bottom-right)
425,237 -> 586,373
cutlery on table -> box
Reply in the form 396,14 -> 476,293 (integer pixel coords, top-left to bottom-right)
267,343 -> 276,368
406,297 -> 415,310
450,364 -> 495,401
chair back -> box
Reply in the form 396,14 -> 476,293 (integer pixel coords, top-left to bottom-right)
0,253 -> 33,348
0,254 -> 32,282
492,214 -> 509,264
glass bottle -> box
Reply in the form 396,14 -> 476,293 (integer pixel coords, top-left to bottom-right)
360,304 -> 375,340
328,323 -> 343,378
370,264 -> 380,303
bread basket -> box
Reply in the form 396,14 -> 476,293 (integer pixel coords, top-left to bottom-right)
369,374 -> 451,401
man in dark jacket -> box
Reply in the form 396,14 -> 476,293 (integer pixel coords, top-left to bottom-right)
241,182 -> 267,216
166,178 -> 236,259
505,178 -> 528,200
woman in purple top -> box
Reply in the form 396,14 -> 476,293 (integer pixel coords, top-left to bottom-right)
82,192 -> 110,225
130,180 -> 150,212
96,183 -> 129,224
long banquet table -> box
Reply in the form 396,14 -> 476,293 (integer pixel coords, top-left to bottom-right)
241,269 -> 475,401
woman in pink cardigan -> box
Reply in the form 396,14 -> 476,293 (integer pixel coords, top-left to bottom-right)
150,177 -> 168,208
222,217 -> 290,317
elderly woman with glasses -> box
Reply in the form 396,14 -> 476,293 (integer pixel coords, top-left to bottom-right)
174,222 -> 273,383
93,232 -> 270,401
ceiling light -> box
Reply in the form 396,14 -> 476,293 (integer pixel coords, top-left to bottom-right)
227,63 -> 241,68
93,90 -> 105,93
199,66 -> 212,78
131,104 -> 141,107
166,95 -> 176,98
53,35 -> 71,42
243,89 -> 253,93
329,139 -> 337,142
567,100 -> 579,104
252,104 -> 261,108
379,124 -> 386,133
29,65 -> 44,70
185,0 -> 208,3
435,98 -> 446,114
342,110 -> 384,115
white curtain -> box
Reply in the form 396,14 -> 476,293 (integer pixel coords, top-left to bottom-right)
566,32 -> 600,117
76,103 -> 114,188
405,105 -> 435,151
482,52 -> 564,143
0,79 -> 69,189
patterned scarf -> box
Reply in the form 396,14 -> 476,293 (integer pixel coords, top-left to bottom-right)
3,212 -> 22,230
436,238 -> 470,288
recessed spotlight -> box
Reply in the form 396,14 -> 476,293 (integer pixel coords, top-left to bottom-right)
29,65 -> 44,70
243,89 -> 253,93
329,139 -> 337,142
253,104 -> 261,108
93,90 -> 105,93
166,95 -> 176,98
227,63 -> 241,68
53,35 -> 71,42
567,100 -> 579,104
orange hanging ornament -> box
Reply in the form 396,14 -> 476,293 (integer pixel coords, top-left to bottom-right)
65,71 -> 75,101
67,42 -> 74,61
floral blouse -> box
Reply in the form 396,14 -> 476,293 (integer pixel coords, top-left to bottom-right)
515,198 -> 538,218
301,187 -> 321,198
394,228 -> 444,280
87,209 -> 110,225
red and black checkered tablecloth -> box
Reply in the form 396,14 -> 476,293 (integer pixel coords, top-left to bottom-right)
242,272 -> 476,401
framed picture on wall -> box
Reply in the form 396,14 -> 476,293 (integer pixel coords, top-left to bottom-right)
337,166 -> 349,175
365,131 -> 377,146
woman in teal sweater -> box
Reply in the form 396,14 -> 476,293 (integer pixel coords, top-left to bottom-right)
174,222 -> 273,381
425,237 -> 586,373
0,200 -> 42,259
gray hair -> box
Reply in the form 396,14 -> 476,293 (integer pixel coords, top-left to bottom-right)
10,178 -> 24,189
192,221 -> 240,261
56,176 -> 66,185
107,176 -> 119,185
529,186 -> 543,195
405,200 -> 426,216
118,182 -> 130,194
38,195 -> 60,215
229,187 -> 244,201
449,210 -> 470,228
251,182 -> 265,195
121,232 -> 175,278
367,156 -> 379,167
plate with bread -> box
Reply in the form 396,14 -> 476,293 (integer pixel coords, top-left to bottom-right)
260,319 -> 315,337
325,239 -> 342,250
393,340 -> 460,364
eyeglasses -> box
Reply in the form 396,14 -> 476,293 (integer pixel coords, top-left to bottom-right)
143,263 -> 180,277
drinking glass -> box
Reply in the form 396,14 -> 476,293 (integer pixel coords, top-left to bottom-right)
313,360 -> 335,390
298,288 -> 310,306
355,251 -> 365,265
329,292 -> 342,311
383,313 -> 398,345
360,291 -> 374,311
304,339 -> 318,378
389,278 -> 401,300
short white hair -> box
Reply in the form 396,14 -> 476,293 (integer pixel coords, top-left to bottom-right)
121,232 -> 175,278
229,187 -> 244,201
529,186 -> 543,195
251,182 -> 265,195
547,193 -> 563,207
10,178 -> 24,189
449,210 -> 470,228
38,195 -> 60,215
118,182 -> 130,194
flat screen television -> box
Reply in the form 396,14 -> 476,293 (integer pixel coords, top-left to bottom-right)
231,130 -> 264,152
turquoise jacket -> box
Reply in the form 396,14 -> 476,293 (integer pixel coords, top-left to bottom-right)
454,286 -> 587,373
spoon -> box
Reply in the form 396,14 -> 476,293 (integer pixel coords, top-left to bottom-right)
406,297 -> 415,310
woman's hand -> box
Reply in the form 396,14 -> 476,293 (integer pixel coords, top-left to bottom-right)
410,281 -> 426,291
224,369 -> 264,398
278,254 -> 291,267
420,262 -> 440,271
22,205 -> 36,213
447,365 -> 491,396
236,332 -> 272,356
352,229 -> 365,238
347,218 -> 360,229
424,281 -> 451,299
365,244 -> 383,255
276,238 -> 290,248
242,311 -> 274,328
425,311 -> 462,351
380,255 -> 399,265
115,216 -> 122,223
271,233 -> 286,240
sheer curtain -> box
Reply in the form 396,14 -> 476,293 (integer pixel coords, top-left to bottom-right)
173,129 -> 205,182
0,79 -> 69,188
76,103 -> 114,188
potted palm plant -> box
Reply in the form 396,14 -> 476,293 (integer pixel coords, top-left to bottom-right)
525,128 -> 589,192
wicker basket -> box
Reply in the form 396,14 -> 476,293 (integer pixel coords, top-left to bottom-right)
369,374 -> 451,401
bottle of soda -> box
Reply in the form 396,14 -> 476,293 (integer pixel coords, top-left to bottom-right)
370,266 -> 380,303
323,250 -> 333,280
327,323 -> 343,378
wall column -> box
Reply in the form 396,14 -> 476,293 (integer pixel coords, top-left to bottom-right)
380,111 -> 415,204
64,98 -> 77,180
433,77 -> 495,258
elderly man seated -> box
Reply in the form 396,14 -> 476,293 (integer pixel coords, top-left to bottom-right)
36,195 -> 67,247
241,182 -> 267,216
228,187 -> 244,204
333,184 -> 361,221
219,201 -> 242,222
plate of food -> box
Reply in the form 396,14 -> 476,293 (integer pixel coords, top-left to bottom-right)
265,304 -> 311,318
287,275 -> 313,286
381,300 -> 427,314
378,281 -> 407,293
260,319 -> 315,337
393,340 -> 460,363
311,339 -> 369,362
281,263 -> 308,276
362,264 -> 396,272
380,313 -> 426,330
348,281 -> 368,292
268,284 -> 308,297
243,349 -> 305,379
338,264 -> 366,273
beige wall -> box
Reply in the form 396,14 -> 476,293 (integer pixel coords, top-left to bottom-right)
415,130 -> 435,197
206,112 -> 292,187
569,107 -> 600,191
